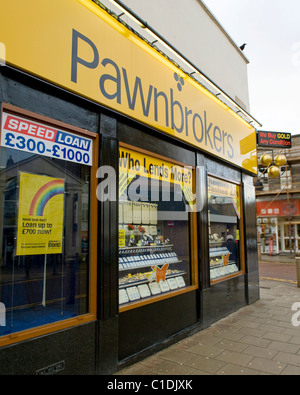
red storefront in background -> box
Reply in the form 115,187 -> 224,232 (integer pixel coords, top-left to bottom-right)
257,200 -> 300,217
257,199 -> 300,254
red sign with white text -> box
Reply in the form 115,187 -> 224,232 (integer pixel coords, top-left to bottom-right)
3,114 -> 57,141
257,200 -> 300,217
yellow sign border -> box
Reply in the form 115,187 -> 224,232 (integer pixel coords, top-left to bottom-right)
0,0 -> 257,173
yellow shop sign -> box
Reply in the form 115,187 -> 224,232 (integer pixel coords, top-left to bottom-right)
0,0 -> 257,173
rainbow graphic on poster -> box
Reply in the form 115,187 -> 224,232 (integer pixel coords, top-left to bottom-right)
29,179 -> 64,216
17,173 -> 64,256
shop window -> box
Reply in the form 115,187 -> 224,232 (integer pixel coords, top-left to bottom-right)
208,176 -> 244,283
118,145 -> 197,310
0,106 -> 97,343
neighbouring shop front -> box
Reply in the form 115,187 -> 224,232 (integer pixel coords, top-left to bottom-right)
257,199 -> 300,255
0,0 -> 259,374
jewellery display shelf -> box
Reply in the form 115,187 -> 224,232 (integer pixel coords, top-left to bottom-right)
119,244 -> 188,305
209,243 -> 239,280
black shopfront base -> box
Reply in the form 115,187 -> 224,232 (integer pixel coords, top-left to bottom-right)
119,291 -> 199,362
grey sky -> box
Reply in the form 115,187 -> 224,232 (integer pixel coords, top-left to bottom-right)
203,0 -> 300,135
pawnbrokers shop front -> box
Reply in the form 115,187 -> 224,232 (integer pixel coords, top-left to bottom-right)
0,0 -> 259,374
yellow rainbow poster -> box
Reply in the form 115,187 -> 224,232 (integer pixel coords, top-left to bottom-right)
16,173 -> 64,256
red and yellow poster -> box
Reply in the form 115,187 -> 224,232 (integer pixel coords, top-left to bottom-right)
16,173 -> 64,256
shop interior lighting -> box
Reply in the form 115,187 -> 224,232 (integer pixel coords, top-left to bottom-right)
105,0 -> 262,129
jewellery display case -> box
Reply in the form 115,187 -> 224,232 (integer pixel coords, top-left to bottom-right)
118,200 -> 191,306
209,244 -> 239,280
118,145 -> 196,309
208,176 -> 243,283
119,244 -> 187,304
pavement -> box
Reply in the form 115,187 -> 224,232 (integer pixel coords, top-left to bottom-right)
259,253 -> 298,264
116,262 -> 300,376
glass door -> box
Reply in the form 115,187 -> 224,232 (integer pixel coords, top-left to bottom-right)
280,223 -> 296,253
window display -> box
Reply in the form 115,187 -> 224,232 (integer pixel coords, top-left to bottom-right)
0,108 -> 97,340
208,176 -> 243,282
119,145 -> 195,308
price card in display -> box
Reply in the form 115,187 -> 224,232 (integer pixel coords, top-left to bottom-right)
119,289 -> 129,304
159,280 -> 170,293
126,286 -> 141,301
167,278 -> 178,290
123,201 -> 133,223
141,203 -> 150,224
1,112 -> 93,166
175,276 -> 186,288
149,282 -> 161,295
137,284 -> 151,298
210,269 -> 216,279
133,202 -> 142,224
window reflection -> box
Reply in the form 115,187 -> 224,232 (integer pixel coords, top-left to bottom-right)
208,176 -> 241,282
0,147 -> 90,336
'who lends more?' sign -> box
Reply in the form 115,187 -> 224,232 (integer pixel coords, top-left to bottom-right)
257,131 -> 292,149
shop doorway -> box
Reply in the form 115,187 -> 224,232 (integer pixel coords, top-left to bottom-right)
278,222 -> 300,253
